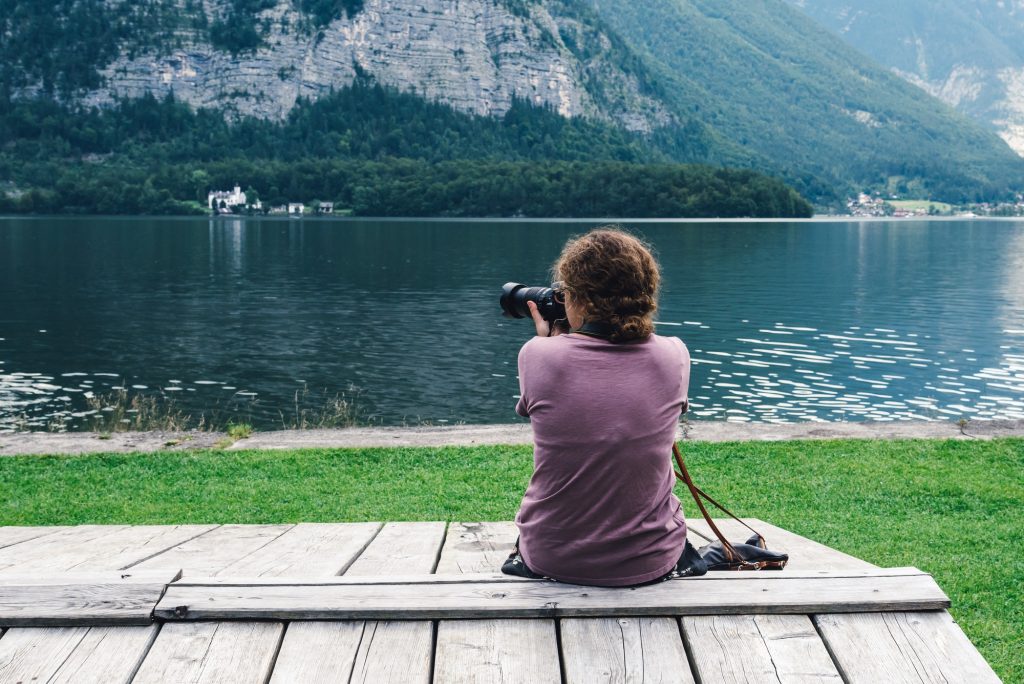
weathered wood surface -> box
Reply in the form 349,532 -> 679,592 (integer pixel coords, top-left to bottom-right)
0,625 -> 157,683
170,566 -> 929,587
0,570 -> 181,627
216,522 -> 381,577
432,522 -> 562,684
11,525 -> 213,575
344,521 -> 447,576
0,526 -> 65,551
685,518 -> 874,572
138,524 -> 382,684
434,521 -> 517,574
271,620 -> 433,684
0,526 -> 130,573
132,524 -> 293,575
133,621 -> 284,684
560,617 -> 695,684
0,569 -> 182,586
814,610 -> 1002,683
270,522 -> 445,684
0,521 -> 1001,683
155,571 -> 949,621
682,615 -> 842,683
434,619 -> 561,684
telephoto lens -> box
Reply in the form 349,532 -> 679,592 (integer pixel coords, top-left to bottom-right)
500,282 -> 567,322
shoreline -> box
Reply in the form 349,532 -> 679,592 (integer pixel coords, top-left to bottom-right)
4,214 -> 1023,222
1,418 -> 1022,455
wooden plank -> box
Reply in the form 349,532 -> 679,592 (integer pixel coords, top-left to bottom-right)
0,570 -> 181,627
345,521 -> 447,575
432,524 -> 561,684
269,522 -> 444,683
561,617 -> 695,684
268,621 -> 364,683
814,611 -> 1001,683
269,620 -> 432,684
434,619 -> 561,684
0,526 -> 66,551
0,625 -> 157,683
684,518 -> 875,572
133,621 -> 284,684
131,524 -> 293,576
682,615 -> 842,683
216,522 -> 381,577
434,521 -> 517,574
0,569 -> 183,585
174,566 -> 929,587
0,525 -> 215,574
0,525 -> 130,573
155,572 -> 949,620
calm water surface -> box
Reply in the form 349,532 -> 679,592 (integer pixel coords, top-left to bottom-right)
2,216 -> 1023,431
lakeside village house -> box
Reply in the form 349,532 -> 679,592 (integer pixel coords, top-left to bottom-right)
207,185 -> 334,216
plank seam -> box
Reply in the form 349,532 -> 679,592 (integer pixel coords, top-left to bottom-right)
126,621 -> 163,682
429,522 -> 449,575
344,621 -> 368,684
150,569 -> 184,622
0,527 -> 65,552
554,618 -> 569,684
262,620 -> 288,684
210,524 -> 298,577
48,624 -> 92,680
428,620 -> 438,684
810,614 -> 852,684
336,522 -> 386,576
677,617 -> 706,684
120,524 -> 223,570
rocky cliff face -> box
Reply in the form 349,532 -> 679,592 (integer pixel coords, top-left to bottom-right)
788,0 -> 1024,156
74,0 -> 669,131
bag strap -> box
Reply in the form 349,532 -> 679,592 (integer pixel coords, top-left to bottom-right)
672,442 -> 766,563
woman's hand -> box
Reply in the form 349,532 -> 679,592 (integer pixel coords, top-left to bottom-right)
527,301 -> 552,337
527,301 -> 572,338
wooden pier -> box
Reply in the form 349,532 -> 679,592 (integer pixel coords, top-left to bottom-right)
0,519 -> 1001,682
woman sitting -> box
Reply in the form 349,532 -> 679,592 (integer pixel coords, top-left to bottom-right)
506,227 -> 705,587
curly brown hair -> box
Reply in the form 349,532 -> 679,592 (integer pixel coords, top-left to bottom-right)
554,227 -> 660,343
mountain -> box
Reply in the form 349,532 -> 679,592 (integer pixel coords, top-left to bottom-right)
2,0 -> 1024,205
785,0 -> 1024,157
586,0 -> 1024,202
0,0 -> 677,133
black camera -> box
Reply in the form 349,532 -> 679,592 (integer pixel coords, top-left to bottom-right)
500,282 -> 567,322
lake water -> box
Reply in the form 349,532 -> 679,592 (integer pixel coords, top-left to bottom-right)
2,216 -> 1023,431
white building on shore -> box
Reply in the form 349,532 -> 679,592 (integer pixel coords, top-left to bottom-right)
208,185 -> 247,213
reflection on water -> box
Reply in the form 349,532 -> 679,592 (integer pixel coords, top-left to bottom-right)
1,217 -> 1023,430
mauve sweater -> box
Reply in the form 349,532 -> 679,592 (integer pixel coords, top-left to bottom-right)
514,332 -> 691,586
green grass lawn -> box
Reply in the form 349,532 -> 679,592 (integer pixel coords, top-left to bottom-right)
886,199 -> 955,213
1,438 -> 1021,680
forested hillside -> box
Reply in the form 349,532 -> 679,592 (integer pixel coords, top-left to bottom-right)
0,84 -> 810,217
589,0 -> 1024,202
785,0 -> 1024,156
1,0 -> 1023,212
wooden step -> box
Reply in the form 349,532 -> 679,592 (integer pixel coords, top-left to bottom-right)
155,567 -> 949,621
0,570 -> 182,627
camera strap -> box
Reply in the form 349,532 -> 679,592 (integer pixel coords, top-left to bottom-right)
574,321 -> 615,338
672,442 -> 767,565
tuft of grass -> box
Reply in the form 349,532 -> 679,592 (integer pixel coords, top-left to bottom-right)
84,390 -> 198,433
0,438 -> 1020,679
226,423 -> 253,440
282,384 -> 366,429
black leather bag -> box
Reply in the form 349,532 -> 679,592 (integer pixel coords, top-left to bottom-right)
698,533 -> 789,571
673,443 -> 789,571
